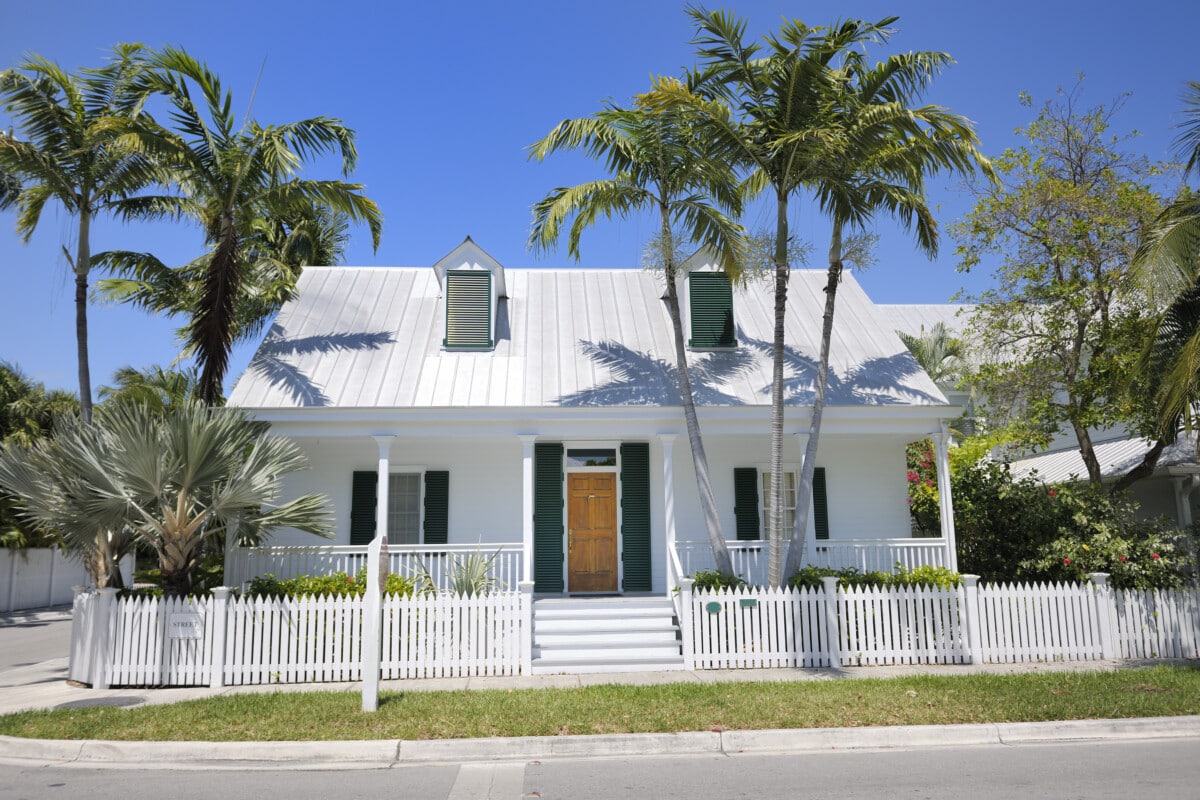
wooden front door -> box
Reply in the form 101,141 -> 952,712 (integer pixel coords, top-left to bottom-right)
567,472 -> 619,592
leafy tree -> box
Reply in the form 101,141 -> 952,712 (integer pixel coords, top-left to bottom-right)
955,84 -> 1164,489
0,401 -> 332,596
528,103 -> 745,576
108,47 -> 382,405
0,45 -> 158,422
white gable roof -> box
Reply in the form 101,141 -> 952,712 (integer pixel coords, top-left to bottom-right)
228,265 -> 950,410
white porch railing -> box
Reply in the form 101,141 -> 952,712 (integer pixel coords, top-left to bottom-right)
675,538 -> 951,585
225,543 -> 525,593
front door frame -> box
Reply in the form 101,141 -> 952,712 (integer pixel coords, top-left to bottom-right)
562,440 -> 623,593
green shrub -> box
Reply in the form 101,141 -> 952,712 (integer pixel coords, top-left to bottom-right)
688,569 -> 746,591
789,564 -> 961,591
243,569 -> 416,599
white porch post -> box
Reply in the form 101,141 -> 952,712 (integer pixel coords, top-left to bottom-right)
372,436 -> 395,543
932,422 -> 959,572
519,435 -> 537,582
1173,475 -> 1199,528
658,433 -> 678,592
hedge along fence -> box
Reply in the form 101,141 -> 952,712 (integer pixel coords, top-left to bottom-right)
70,587 -> 529,688
680,575 -> 1200,669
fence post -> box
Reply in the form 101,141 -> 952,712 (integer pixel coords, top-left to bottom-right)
679,578 -> 695,670
821,576 -> 841,669
960,575 -> 983,664
1089,572 -> 1115,660
91,587 -> 119,689
518,580 -> 534,675
209,587 -> 232,689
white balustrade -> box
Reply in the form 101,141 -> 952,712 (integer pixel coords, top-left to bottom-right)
226,543 -> 525,593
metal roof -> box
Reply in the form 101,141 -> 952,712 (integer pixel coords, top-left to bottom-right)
875,304 -> 975,337
1009,433 -> 1200,483
228,266 -> 950,410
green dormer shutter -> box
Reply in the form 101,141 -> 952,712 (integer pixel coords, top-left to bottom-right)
688,271 -> 735,348
444,270 -> 492,348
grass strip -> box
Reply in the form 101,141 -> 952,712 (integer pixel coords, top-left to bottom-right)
1,666 -> 1198,742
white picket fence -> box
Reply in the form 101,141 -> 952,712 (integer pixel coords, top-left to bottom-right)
71,587 -> 527,688
683,576 -> 1200,669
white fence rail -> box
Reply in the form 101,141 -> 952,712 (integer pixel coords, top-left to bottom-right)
225,543 -> 525,593
675,539 -> 950,585
684,576 -> 1200,670
71,588 -> 526,687
2,549 -> 133,612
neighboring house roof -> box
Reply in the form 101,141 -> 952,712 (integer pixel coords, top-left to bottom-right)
1008,433 -> 1200,483
875,304 -> 975,338
228,262 -> 950,411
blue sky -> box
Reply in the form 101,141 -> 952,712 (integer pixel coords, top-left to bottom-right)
2,0 -> 1197,397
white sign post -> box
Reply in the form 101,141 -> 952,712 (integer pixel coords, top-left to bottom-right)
361,535 -> 388,712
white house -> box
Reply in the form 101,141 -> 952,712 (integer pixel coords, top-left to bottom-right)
226,238 -> 961,605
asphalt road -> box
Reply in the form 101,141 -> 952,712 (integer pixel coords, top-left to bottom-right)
0,613 -> 70,673
2,739 -> 1197,799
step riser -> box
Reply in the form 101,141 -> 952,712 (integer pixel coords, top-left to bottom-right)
531,597 -> 683,674
535,633 -> 680,648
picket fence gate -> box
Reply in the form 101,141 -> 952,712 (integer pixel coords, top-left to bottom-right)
71,587 -> 526,688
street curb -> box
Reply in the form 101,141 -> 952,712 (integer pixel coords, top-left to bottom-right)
2,716 -> 1198,769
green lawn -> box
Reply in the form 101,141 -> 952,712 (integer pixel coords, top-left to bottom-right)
2,666 -> 1198,742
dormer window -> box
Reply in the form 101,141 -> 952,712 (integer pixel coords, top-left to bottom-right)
687,271 -> 736,348
444,270 -> 493,349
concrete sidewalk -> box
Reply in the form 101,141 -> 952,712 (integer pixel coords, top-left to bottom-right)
2,606 -> 1198,769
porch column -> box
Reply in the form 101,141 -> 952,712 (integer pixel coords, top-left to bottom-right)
1173,474 -> 1199,528
519,435 -> 537,581
658,433 -> 678,590
372,436 -> 395,543
932,422 -> 958,572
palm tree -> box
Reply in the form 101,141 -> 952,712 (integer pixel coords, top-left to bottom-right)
898,323 -> 968,386
0,45 -> 158,423
112,47 -> 383,404
0,416 -> 135,588
650,8 -> 990,584
0,401 -> 333,596
528,104 -> 746,576
98,364 -> 199,415
1137,81 -> 1200,433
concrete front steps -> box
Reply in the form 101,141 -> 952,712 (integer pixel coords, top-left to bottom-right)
531,596 -> 685,674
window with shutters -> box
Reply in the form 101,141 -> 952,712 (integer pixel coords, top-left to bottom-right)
444,270 -> 493,349
687,271 -> 736,348
735,465 -> 830,541
349,469 -> 449,546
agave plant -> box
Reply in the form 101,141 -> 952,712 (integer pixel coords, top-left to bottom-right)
415,546 -> 505,597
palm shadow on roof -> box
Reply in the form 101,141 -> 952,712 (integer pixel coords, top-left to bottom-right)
557,340 -> 756,407
739,334 -> 941,406
245,325 -> 395,406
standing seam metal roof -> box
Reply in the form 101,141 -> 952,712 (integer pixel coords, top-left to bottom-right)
228,266 -> 949,410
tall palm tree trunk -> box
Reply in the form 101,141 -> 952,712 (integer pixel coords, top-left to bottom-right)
767,192 -> 790,587
784,222 -> 843,579
661,208 -> 734,576
74,206 -> 93,423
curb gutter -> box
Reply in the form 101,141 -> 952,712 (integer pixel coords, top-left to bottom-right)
2,716 -> 1198,770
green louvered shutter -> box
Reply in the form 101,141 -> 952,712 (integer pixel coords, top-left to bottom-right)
733,467 -> 761,541
812,467 -> 830,541
349,471 -> 377,545
423,470 -> 449,544
444,270 -> 492,348
620,442 -> 652,592
688,271 -> 735,348
533,442 -> 564,593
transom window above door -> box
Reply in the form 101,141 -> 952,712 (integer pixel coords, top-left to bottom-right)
566,448 -> 617,468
